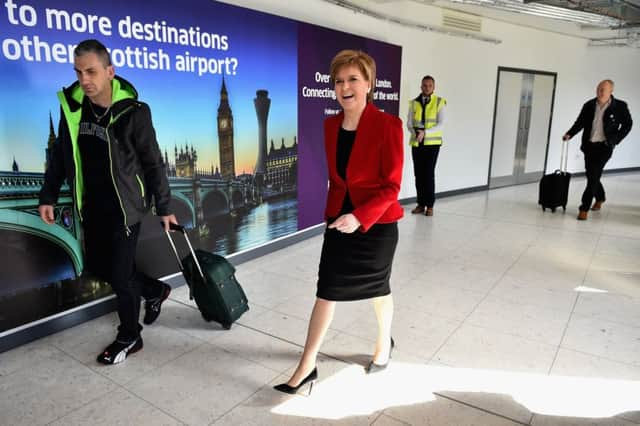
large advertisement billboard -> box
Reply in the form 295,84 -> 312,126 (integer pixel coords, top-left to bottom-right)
0,0 -> 401,334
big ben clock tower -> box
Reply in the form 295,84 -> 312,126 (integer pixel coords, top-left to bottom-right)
217,76 -> 235,180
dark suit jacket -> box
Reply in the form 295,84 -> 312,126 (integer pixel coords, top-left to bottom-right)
566,95 -> 633,148
323,103 -> 404,232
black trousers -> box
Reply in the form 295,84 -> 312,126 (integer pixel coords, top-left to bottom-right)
580,143 -> 613,212
83,212 -> 164,342
411,144 -> 441,208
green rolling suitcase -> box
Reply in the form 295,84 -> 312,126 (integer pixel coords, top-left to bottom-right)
165,223 -> 249,329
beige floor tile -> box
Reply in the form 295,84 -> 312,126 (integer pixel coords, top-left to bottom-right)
320,331 -> 428,368
551,348 -> 640,381
340,305 -> 461,361
415,260 -> 505,294
573,292 -> 640,327
128,343 -> 279,425
618,412 -> 640,424
489,274 -> 578,312
49,388 -> 182,426
583,269 -> 640,298
0,339 -> 60,376
167,280 -> 270,324
315,331 -> 378,368
166,283 -> 192,305
531,414 -> 638,425
242,309 -> 337,348
390,256 -> 441,284
216,357 -> 380,425
236,302 -> 271,324
0,347 -> 117,426
466,295 -> 571,346
236,270 -> 311,309
154,299 -> 241,340
52,317 -> 205,385
433,324 -> 557,373
447,245 -> 521,273
438,367 -> 640,423
595,235 -> 640,258
41,312 -> 121,352
383,394 -> 522,426
518,249 -> 592,274
327,300 -> 377,333
600,215 -> 640,240
393,281 -> 486,321
436,391 -> 533,425
590,253 -> 640,273
371,414 -> 411,425
414,364 -> 638,424
530,229 -> 600,250
210,325 -> 301,373
562,314 -> 640,366
250,254 -> 321,284
271,291 -> 318,322
506,259 -> 587,291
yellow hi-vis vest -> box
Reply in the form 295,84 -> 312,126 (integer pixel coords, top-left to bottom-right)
409,95 -> 446,147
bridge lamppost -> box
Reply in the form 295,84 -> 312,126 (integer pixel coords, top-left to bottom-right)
192,176 -> 203,228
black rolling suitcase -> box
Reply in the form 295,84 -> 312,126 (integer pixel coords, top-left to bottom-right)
164,223 -> 248,329
539,139 -> 571,212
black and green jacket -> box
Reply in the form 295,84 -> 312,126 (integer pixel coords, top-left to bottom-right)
39,75 -> 171,230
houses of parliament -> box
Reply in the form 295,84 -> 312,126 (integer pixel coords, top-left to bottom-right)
164,77 -> 297,194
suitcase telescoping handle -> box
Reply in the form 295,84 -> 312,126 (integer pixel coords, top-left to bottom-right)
560,138 -> 569,173
161,222 -> 206,282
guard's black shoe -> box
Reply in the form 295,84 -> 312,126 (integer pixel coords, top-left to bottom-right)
143,283 -> 172,325
96,337 -> 143,365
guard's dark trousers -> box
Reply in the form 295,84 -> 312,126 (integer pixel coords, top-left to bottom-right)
412,144 -> 440,208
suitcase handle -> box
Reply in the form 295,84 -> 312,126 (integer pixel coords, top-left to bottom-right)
161,222 -> 206,290
168,222 -> 185,232
560,138 -> 569,173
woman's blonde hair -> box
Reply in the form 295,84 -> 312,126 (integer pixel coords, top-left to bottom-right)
330,50 -> 376,103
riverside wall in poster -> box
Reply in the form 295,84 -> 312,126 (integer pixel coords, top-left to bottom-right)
0,0 -> 401,336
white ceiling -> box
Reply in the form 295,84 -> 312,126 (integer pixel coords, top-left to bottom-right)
361,0 -> 639,44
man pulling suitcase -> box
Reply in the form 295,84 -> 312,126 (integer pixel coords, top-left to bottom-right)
39,39 -> 177,365
562,79 -> 633,221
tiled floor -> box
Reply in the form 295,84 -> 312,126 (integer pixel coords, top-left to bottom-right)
2,173 -> 640,425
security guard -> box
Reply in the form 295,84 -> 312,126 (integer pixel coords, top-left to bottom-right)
407,75 -> 446,216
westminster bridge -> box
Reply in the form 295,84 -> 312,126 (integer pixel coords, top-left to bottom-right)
0,171 -> 258,278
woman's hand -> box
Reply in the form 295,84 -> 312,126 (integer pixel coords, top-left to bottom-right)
328,213 -> 361,233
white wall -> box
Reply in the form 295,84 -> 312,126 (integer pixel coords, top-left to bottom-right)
220,0 -> 640,200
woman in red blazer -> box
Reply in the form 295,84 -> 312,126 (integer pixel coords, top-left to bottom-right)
275,50 -> 404,395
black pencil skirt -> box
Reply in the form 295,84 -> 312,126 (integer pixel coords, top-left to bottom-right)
316,222 -> 398,301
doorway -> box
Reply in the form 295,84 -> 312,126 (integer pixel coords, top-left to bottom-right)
489,67 -> 557,188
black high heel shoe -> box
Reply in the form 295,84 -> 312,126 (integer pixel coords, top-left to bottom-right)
365,337 -> 395,374
273,367 -> 318,396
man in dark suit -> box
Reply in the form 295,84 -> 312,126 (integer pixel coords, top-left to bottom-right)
563,79 -> 632,220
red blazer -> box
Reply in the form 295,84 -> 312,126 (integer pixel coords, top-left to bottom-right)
324,103 -> 404,232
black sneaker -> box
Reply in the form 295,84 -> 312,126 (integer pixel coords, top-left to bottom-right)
143,283 -> 171,325
96,337 -> 143,365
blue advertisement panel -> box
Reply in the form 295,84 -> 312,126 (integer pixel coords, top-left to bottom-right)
0,0 -> 401,335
